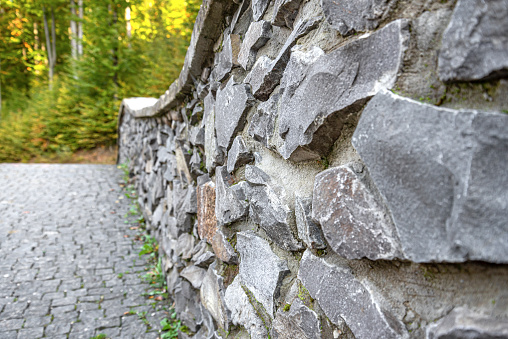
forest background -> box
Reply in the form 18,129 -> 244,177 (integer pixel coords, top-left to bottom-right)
0,0 -> 200,162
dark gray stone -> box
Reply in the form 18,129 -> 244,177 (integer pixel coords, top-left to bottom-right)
194,251 -> 216,268
180,265 -> 207,289
426,307 -> 508,339
211,229 -> 239,264
245,16 -> 322,101
173,181 -> 197,232
214,33 -> 242,81
438,0 -> 508,82
321,0 -> 396,36
271,298 -> 321,339
295,196 -> 326,250
245,165 -> 303,251
177,233 -> 196,260
237,231 -> 290,317
190,150 -> 204,178
224,277 -> 269,339
200,262 -> 231,330
204,92 -> 224,173
157,146 -> 171,164
190,126 -> 205,147
278,19 -> 409,161
248,92 -> 279,148
312,164 -> 401,260
252,0 -> 270,21
238,20 -> 272,71
215,79 -> 255,152
353,90 -> 508,263
215,166 -> 249,226
227,136 -> 253,173
272,0 -> 303,29
174,280 -> 202,332
299,250 -> 406,339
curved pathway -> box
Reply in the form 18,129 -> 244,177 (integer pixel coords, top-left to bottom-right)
0,164 -> 166,339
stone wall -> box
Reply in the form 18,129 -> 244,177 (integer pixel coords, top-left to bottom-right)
117,0 -> 508,338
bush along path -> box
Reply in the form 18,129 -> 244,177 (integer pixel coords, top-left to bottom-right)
0,164 -> 181,339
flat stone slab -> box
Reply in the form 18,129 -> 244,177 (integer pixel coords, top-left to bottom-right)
352,90 -> 508,263
321,0 -> 396,36
438,0 -> 508,82
278,19 -> 409,161
298,250 -> 407,339
237,231 -> 290,317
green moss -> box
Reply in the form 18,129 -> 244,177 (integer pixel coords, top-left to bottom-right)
283,303 -> 291,312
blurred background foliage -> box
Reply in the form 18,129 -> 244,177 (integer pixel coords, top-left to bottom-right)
0,0 -> 200,162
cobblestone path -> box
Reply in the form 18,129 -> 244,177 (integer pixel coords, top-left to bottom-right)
0,164 -> 168,339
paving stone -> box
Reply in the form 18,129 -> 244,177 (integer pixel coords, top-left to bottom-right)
321,0 -> 396,36
227,136 -> 253,173
238,20 -> 272,71
237,231 -> 290,317
0,318 -> 24,331
271,298 -> 321,339
426,307 -> 508,339
215,166 -> 250,226
215,78 -> 255,152
278,19 -> 409,161
298,250 -> 406,339
245,165 -> 303,251
438,0 -> 508,82
352,90 -> 508,263
295,196 -> 326,250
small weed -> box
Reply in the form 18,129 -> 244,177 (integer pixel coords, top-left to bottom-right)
283,303 -> 291,312
117,273 -> 124,279
160,309 -> 186,338
90,334 -> 108,339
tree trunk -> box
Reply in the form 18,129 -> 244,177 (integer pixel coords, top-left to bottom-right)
0,56 -> 2,119
112,4 -> 118,99
125,7 -> 131,38
43,6 -> 54,89
70,0 -> 78,59
51,8 -> 57,64
78,0 -> 83,56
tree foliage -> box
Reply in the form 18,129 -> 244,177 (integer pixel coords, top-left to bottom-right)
0,0 -> 200,162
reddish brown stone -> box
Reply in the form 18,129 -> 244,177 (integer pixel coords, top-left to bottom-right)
197,180 -> 217,243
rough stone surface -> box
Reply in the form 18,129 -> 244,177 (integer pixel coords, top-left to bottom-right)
245,16 -> 322,101
352,90 -> 508,263
426,307 -> 508,339
252,0 -> 270,21
272,0 -> 303,29
299,250 -> 407,339
227,136 -> 253,173
215,79 -> 255,152
197,177 -> 218,243
248,92 -> 279,147
278,19 -> 409,161
215,166 -> 249,226
211,229 -> 239,264
204,92 -> 224,173
245,165 -> 303,251
224,277 -> 268,339
321,0 -> 396,36
271,298 -> 321,339
181,265 -> 207,289
295,196 -> 326,250
312,164 -> 401,260
215,33 -> 242,81
237,231 -> 290,317
438,0 -> 508,82
200,263 -> 230,330
0,164 -> 169,339
238,20 -> 272,71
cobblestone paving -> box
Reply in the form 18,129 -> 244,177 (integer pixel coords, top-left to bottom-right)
0,164 -> 168,339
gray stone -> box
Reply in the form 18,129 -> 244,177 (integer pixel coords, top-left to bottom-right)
312,164 -> 401,260
245,165 -> 303,251
175,280 -> 202,332
252,0 -> 270,21
271,298 -> 321,339
181,265 -> 207,289
245,16 -> 322,101
278,19 -> 409,161
272,0 -> 303,29
294,196 -> 325,250
214,33 -> 242,81
237,231 -> 290,317
438,0 -> 508,82
164,155 -> 178,182
215,166 -> 249,226
238,21 -> 272,71
227,136 -> 253,173
224,277 -> 269,339
173,181 -> 197,232
215,79 -> 255,152
177,233 -> 196,260
190,150 -> 204,177
299,250 -> 407,339
194,251 -> 216,268
157,146 -> 171,163
191,240 -> 210,261
352,90 -> 508,263
211,229 -> 239,264
189,126 -> 205,147
321,0 -> 396,36
248,92 -> 279,148
191,104 -> 203,125
200,262 -> 231,330
204,92 -> 224,173
426,307 -> 508,339
152,203 -> 164,227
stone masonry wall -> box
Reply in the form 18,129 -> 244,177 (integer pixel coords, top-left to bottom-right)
118,0 -> 508,338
